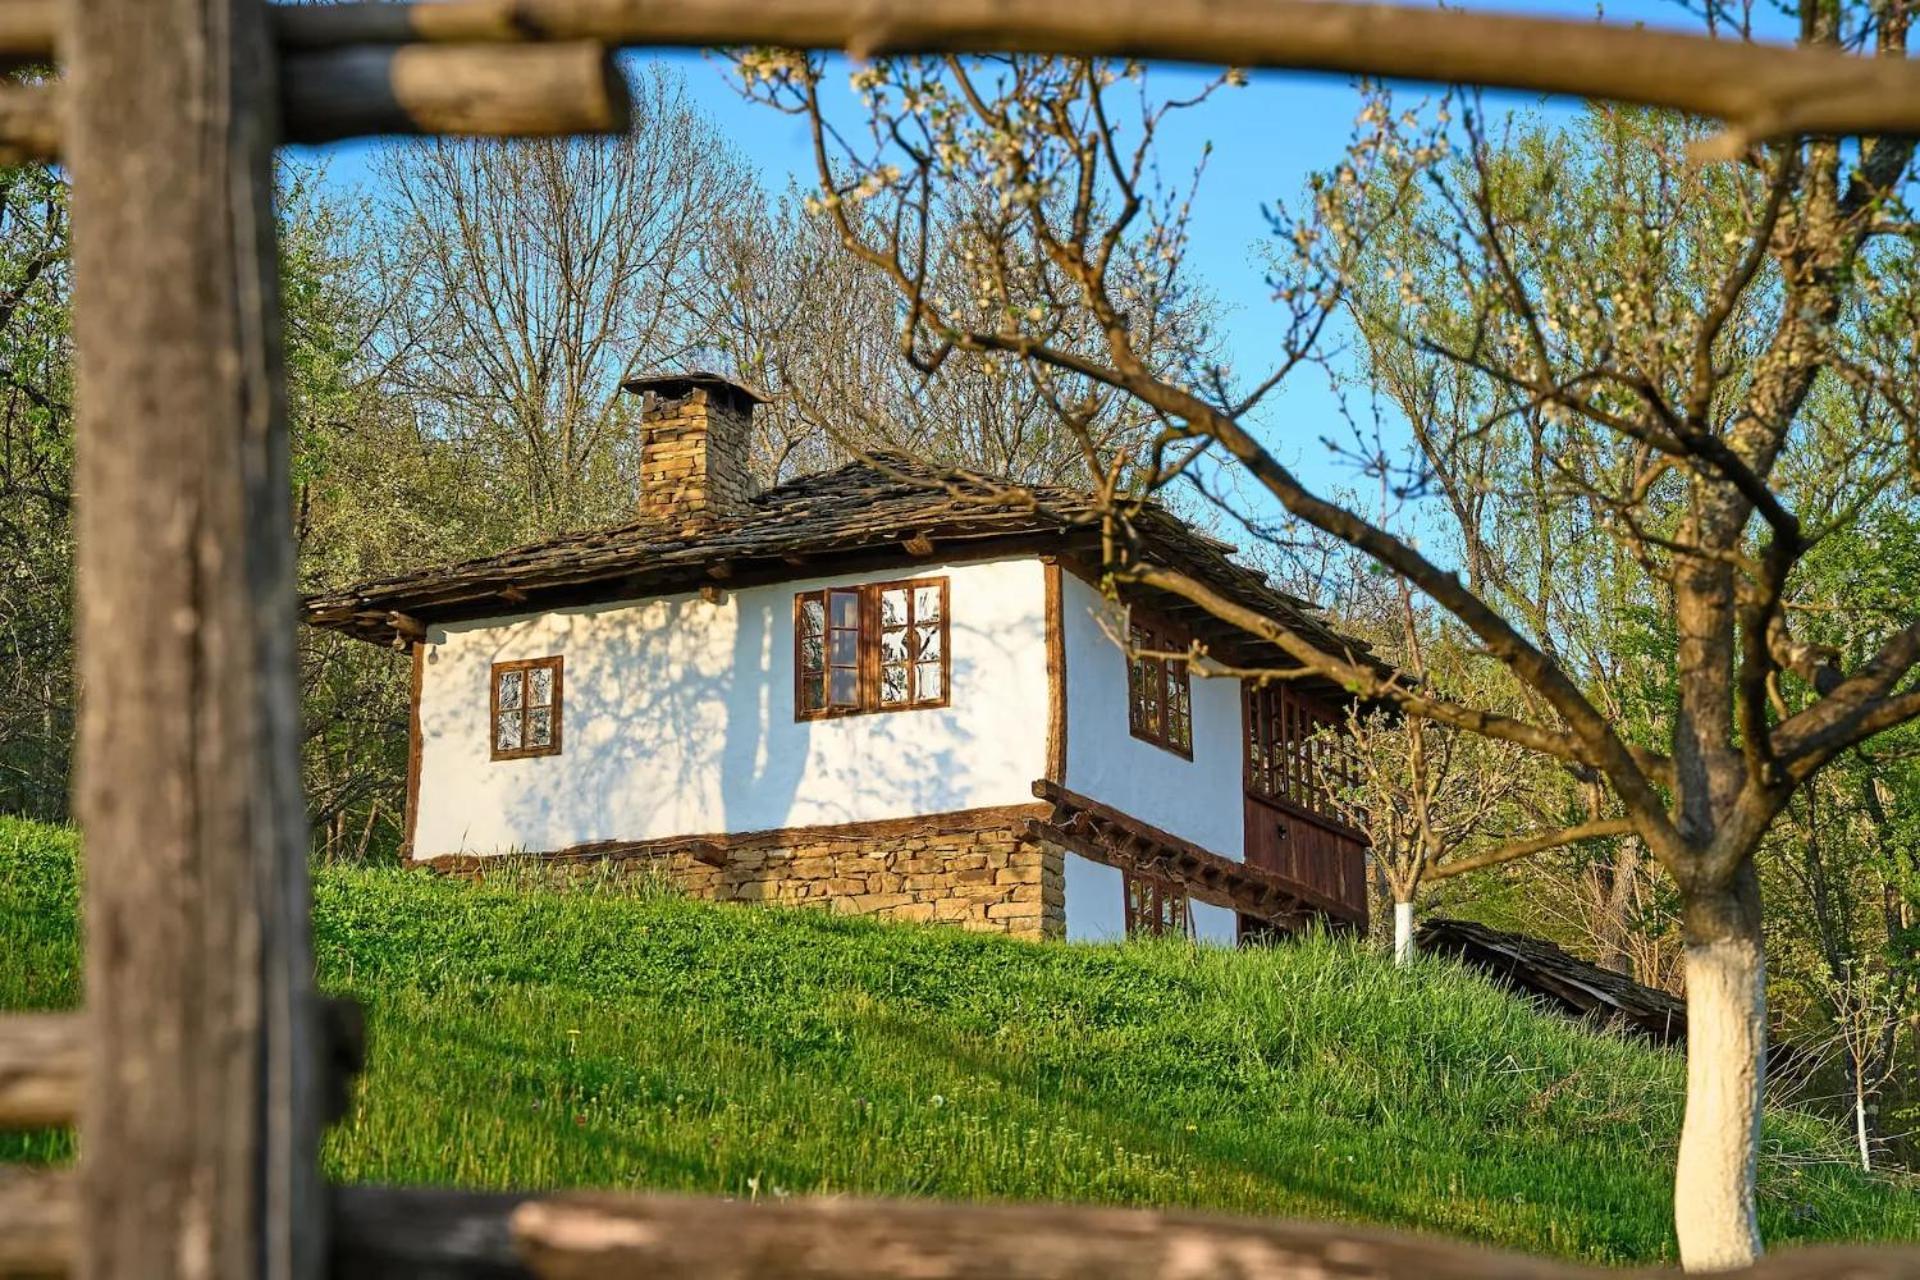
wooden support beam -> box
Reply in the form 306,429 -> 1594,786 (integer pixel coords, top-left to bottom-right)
0,44 -> 631,161
901,532 -> 935,557
66,0 -> 325,1273
0,1013 -> 82,1130
386,609 -> 427,649
0,1169 -> 75,1278
705,560 -> 734,581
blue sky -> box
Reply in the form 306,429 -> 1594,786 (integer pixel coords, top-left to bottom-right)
298,0 -> 1714,508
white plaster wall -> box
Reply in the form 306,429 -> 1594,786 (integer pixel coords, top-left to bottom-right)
1059,573 -> 1245,861
1062,852 -> 1239,946
412,557 -> 1049,859
1191,901 -> 1239,946
1063,853 -> 1127,942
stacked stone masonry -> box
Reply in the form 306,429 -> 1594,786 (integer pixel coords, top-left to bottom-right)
638,387 -> 757,527
672,821 -> 1065,940
436,813 -> 1067,941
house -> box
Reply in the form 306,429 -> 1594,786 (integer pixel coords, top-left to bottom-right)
303,372 -> 1374,943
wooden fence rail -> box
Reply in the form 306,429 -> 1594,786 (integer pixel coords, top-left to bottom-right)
11,0 -> 1920,147
13,1176 -> 1920,1279
0,1016 -> 80,1132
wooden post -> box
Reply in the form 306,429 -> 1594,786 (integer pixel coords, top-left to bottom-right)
65,0 -> 324,1276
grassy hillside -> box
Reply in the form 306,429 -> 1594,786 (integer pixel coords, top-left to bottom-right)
2,815 -> 1913,1263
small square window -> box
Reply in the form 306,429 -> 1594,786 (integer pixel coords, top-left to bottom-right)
1124,872 -> 1190,939
492,656 -> 563,760
1127,615 -> 1193,758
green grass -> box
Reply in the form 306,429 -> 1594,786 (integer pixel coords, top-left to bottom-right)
2,815 -> 1914,1263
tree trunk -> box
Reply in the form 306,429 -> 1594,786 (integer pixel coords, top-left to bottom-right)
1674,867 -> 1766,1272
1855,1083 -> 1871,1172
1394,899 -> 1415,966
66,0 -> 324,1276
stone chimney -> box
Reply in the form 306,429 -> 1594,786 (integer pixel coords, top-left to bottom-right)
622,371 -> 764,529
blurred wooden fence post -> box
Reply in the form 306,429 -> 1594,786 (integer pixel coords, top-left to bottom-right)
64,0 -> 325,1276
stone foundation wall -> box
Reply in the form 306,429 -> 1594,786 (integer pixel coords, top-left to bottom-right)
429,806 -> 1066,941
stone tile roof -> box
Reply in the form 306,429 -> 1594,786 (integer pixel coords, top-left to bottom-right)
302,451 -> 1367,669
1416,916 -> 1687,1045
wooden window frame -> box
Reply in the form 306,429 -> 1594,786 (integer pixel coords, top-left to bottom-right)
1242,682 -> 1357,826
490,656 -> 564,761
1123,871 -> 1191,939
793,576 -> 951,721
1126,612 -> 1193,759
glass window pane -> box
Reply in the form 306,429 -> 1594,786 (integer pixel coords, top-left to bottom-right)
913,625 -> 941,662
830,667 -> 859,706
880,629 -> 908,663
800,631 -> 825,672
495,711 -> 522,751
914,585 -> 942,620
830,630 -> 859,667
881,665 -> 909,704
915,660 -> 943,701
527,708 -> 552,747
879,589 -> 908,627
800,671 -> 825,711
830,591 -> 861,629
529,666 -> 553,706
497,670 -> 522,711
800,596 -> 826,637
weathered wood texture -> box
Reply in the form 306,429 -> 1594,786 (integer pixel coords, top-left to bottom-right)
65,0 -> 323,1274
270,0 -> 1920,144
16,0 -> 1920,148
0,45 -> 630,161
1029,780 -> 1355,929
324,1187 -> 1920,1280
282,42 -> 629,142
0,1168 -> 75,1278
0,1014 -> 81,1129
0,84 -> 59,166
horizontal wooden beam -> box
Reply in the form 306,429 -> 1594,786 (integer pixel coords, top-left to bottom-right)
330,1184 -> 1920,1280
0,1012 -> 82,1130
0,83 -> 59,166
0,43 -> 630,159
3,1 -> 1920,146
0,1169 -> 75,1277
265,0 -> 1920,146
285,42 -> 630,143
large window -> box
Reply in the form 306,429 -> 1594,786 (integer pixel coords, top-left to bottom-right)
1127,616 -> 1192,757
491,656 -> 563,760
1124,872 -> 1190,939
1244,683 -> 1352,815
794,577 -> 949,719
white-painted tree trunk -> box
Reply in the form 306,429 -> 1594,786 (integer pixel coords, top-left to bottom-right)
1855,1080 -> 1872,1172
1674,884 -> 1766,1272
1393,900 -> 1414,967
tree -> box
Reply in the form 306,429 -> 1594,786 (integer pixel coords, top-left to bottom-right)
369,63 -> 752,539
745,10 -> 1920,1261
1319,620 -> 1551,964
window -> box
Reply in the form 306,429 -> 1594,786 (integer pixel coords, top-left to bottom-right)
794,577 -> 949,719
1244,683 -> 1352,816
491,656 -> 563,760
1124,872 -> 1190,939
1126,616 -> 1192,757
